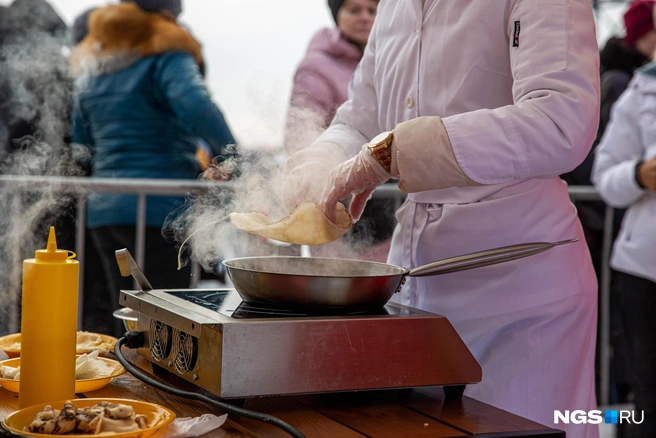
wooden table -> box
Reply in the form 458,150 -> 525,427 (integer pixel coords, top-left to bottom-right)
0,353 -> 565,437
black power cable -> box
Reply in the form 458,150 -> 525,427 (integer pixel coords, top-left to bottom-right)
113,334 -> 306,438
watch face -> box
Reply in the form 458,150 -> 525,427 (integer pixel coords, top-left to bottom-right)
371,131 -> 392,145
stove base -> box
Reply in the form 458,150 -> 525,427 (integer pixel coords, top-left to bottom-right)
120,289 -> 482,399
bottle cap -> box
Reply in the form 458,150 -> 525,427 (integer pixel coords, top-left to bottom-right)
35,227 -> 75,261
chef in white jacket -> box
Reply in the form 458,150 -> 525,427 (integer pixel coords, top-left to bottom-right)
282,1 -> 600,436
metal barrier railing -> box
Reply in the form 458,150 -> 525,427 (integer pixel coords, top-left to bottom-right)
0,176 -> 612,404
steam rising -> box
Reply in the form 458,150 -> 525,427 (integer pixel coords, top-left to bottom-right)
283,104 -> 325,156
166,150 -> 291,273
166,103 -> 319,273
0,134 -> 84,336
168,105 -> 385,274
0,7 -> 82,335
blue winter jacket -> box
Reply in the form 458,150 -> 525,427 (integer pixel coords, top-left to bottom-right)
72,49 -> 235,228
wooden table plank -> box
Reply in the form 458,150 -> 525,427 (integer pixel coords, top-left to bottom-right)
376,387 -> 564,436
292,393 -> 466,437
0,390 -> 18,420
233,396 -> 366,438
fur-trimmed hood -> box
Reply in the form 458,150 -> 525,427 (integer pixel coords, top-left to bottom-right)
71,3 -> 202,76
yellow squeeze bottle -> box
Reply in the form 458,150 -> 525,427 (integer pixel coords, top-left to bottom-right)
19,226 -> 79,408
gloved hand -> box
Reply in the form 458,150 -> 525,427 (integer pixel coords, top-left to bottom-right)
321,143 -> 392,223
280,142 -> 349,213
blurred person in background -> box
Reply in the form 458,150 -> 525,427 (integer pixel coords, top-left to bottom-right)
286,0 -> 394,262
71,0 -> 237,336
592,4 -> 656,435
286,0 -> 378,140
282,1 -> 600,436
561,0 -> 655,413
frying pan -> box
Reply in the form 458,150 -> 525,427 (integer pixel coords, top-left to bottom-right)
222,239 -> 578,308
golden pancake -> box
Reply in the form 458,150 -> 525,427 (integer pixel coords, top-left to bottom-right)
230,201 -> 353,245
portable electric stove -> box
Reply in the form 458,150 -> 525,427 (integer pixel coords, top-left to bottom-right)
118,288 -> 482,400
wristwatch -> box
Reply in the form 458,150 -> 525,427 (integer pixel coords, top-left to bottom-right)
367,131 -> 393,173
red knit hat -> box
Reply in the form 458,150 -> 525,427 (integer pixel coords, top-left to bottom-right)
624,0 -> 656,47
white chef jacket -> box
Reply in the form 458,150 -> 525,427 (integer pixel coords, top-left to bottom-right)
313,1 -> 601,436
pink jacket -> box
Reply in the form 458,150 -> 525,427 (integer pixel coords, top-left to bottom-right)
287,28 -> 363,133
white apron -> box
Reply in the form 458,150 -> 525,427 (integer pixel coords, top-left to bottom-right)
388,178 -> 598,437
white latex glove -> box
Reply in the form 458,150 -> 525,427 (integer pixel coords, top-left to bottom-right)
281,141 -> 348,213
321,143 -> 391,223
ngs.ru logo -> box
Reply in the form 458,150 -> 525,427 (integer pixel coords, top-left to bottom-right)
554,410 -> 644,425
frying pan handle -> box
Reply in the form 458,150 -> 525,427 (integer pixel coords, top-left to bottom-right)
115,248 -> 153,291
407,239 -> 578,278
